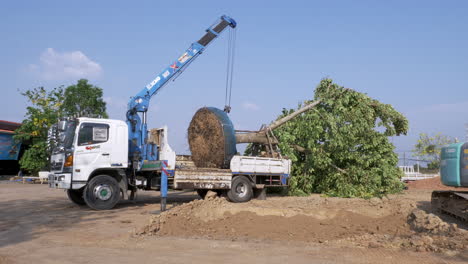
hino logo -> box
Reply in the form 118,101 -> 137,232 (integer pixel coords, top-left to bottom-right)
85,145 -> 100,150
146,76 -> 161,90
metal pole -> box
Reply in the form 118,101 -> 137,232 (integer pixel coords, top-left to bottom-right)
160,160 -> 168,211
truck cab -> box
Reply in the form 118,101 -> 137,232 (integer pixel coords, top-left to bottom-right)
50,118 -> 139,210
49,118 -> 128,190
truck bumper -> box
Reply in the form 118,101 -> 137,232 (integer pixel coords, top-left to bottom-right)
48,173 -> 72,189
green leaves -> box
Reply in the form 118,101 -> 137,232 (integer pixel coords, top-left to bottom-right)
14,79 -> 108,175
274,79 -> 407,198
413,132 -> 458,169
14,86 -> 64,175
62,79 -> 108,118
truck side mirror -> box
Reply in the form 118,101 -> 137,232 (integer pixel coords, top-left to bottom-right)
58,121 -> 67,132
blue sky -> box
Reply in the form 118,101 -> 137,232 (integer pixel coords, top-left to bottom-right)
1,0 -> 467,155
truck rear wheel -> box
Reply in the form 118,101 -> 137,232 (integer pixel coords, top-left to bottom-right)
83,175 -> 121,210
67,188 -> 86,205
227,176 -> 253,203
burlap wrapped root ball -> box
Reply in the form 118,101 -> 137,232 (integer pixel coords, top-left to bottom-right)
188,107 -> 236,168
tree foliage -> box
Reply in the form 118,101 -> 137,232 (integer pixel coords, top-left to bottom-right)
273,79 -> 408,198
14,87 -> 64,174
413,133 -> 458,169
62,79 -> 108,118
15,79 -> 108,174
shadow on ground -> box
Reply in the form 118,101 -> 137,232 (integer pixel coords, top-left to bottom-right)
0,189 -> 198,248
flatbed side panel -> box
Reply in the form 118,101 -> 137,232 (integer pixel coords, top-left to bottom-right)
174,169 -> 232,190
230,156 -> 291,175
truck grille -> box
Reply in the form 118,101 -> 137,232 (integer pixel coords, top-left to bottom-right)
50,161 -> 63,171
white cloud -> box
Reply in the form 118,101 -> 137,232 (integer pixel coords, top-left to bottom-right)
30,48 -> 102,80
242,101 -> 260,111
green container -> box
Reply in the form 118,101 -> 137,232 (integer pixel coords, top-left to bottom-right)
440,142 -> 468,187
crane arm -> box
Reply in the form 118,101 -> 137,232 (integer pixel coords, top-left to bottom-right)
128,15 -> 236,112
126,15 -> 236,168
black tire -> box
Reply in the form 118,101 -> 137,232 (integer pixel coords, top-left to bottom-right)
83,175 -> 121,210
67,188 -> 86,205
227,176 -> 253,203
197,189 -> 208,199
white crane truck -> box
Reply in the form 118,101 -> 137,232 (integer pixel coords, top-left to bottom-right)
48,16 -> 291,210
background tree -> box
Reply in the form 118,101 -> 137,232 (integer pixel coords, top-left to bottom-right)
14,87 -> 64,175
62,79 -> 108,118
271,79 -> 408,198
15,79 -> 108,175
413,133 -> 458,169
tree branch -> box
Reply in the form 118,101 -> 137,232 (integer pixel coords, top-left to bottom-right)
291,144 -> 347,174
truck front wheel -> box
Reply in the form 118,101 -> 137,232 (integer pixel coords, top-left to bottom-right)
227,176 -> 253,203
83,175 -> 121,210
67,188 -> 86,205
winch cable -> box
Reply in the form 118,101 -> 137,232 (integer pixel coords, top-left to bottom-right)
224,27 -> 236,113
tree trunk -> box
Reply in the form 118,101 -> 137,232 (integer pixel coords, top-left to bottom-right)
268,100 -> 320,131
235,132 -> 277,144
235,100 -> 320,144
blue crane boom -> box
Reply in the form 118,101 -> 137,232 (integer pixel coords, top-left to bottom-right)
126,15 -> 237,169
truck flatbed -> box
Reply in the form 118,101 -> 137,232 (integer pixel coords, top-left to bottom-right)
173,155 -> 291,191
174,168 -> 232,190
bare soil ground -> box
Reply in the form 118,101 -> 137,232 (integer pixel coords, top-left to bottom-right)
0,183 -> 467,264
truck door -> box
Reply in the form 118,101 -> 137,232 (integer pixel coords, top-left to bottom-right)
74,123 -> 112,180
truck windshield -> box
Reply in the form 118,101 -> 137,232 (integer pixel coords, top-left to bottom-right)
52,121 -> 77,153
62,121 -> 77,149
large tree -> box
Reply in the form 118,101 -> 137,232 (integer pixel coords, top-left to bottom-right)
62,79 -> 108,118
15,79 -> 108,174
273,79 -> 408,198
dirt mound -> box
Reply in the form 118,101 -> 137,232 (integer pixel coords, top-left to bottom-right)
408,209 -> 458,234
406,177 -> 468,191
139,195 -> 467,253
141,198 -> 407,243
401,209 -> 467,252
188,107 -> 227,168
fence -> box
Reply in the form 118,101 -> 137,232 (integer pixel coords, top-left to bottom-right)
397,152 -> 438,181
